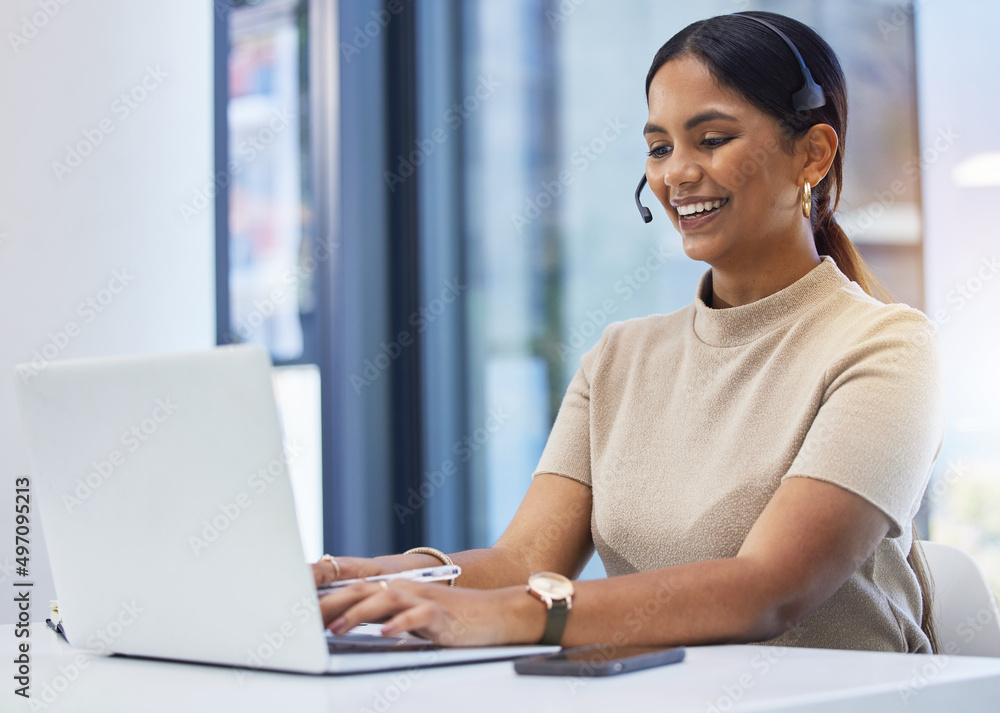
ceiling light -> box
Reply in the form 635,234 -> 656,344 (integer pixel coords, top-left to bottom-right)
953,152 -> 1000,187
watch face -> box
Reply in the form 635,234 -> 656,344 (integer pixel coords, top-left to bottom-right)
529,572 -> 575,599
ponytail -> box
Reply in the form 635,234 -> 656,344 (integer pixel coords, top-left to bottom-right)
908,524 -> 939,653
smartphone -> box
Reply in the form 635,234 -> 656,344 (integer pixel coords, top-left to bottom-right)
514,644 -> 685,677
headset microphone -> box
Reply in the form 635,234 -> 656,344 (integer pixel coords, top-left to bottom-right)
635,174 -> 653,223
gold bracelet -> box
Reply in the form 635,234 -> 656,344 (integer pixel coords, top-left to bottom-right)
403,547 -> 458,586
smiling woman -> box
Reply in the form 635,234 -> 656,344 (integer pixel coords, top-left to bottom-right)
312,10 -> 946,655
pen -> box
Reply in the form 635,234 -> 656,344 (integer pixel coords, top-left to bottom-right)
317,565 -> 461,596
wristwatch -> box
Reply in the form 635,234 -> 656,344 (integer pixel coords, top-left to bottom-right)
526,572 -> 575,646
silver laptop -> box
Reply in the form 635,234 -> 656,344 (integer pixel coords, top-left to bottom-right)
14,345 -> 555,674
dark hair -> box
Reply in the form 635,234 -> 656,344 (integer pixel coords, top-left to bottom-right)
644,10 -> 892,303
646,11 -> 938,652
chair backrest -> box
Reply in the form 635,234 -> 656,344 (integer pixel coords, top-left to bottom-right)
920,540 -> 1000,657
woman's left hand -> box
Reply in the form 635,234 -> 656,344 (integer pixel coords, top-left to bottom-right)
320,580 -> 540,647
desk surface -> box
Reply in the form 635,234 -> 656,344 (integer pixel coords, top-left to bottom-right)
5,623 -> 1000,712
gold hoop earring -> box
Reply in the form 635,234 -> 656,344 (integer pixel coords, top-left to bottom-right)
802,181 -> 812,220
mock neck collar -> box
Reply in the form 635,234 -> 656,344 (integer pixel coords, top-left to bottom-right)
692,256 -> 849,347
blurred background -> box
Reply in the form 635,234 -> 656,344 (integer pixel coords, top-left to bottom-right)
0,0 -> 997,623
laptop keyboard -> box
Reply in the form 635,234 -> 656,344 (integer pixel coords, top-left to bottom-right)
326,632 -> 440,654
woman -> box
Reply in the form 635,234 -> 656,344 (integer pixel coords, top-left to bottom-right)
315,11 -> 945,653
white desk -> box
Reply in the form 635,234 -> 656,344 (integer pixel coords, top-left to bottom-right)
5,623 -> 1000,712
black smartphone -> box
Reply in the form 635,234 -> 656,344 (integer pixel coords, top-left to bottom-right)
514,644 -> 685,677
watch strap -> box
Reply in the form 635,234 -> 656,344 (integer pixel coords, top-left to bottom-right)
540,598 -> 570,646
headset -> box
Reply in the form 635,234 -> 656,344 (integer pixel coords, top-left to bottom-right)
636,14 -> 826,223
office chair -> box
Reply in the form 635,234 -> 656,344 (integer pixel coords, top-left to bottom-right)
921,540 -> 1000,656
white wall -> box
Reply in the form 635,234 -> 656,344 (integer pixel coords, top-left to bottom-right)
0,0 -> 215,624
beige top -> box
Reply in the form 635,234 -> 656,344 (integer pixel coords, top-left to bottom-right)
533,256 -> 946,652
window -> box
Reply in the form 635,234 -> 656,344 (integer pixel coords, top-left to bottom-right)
220,0 -> 324,560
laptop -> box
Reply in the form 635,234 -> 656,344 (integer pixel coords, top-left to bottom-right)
14,345 -> 557,674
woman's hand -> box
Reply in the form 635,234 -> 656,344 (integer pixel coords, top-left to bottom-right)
311,551 -> 449,588
319,580 -> 545,647
311,556 -> 388,588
